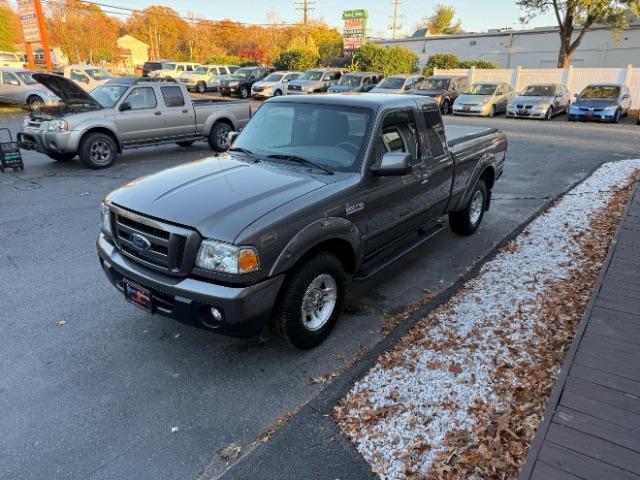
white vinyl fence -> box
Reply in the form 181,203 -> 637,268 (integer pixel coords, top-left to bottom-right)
434,65 -> 640,109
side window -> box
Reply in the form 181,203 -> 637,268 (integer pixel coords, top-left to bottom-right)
186,65 -> 193,71
176,65 -> 184,72
160,86 -> 185,107
2,72 -> 19,85
123,87 -> 157,110
362,76 -> 371,86
422,106 -> 446,158
71,69 -> 89,83
375,109 -> 419,165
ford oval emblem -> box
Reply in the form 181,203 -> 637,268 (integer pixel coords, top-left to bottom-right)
130,233 -> 152,251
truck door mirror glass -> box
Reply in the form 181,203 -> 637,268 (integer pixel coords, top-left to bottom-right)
119,101 -> 131,112
370,152 -> 412,176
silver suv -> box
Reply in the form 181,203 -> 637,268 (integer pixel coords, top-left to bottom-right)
286,68 -> 344,95
0,68 -> 60,110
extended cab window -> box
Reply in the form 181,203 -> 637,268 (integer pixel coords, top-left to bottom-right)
422,107 -> 446,157
123,87 -> 157,110
160,86 -> 185,107
376,110 -> 419,164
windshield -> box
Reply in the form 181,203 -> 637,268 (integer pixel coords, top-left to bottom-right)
265,73 -> 284,82
338,75 -> 363,86
90,84 -> 128,108
299,71 -> 323,81
85,68 -> 112,81
521,85 -> 556,96
580,85 -> 620,99
232,68 -> 252,78
15,72 -> 38,85
377,77 -> 405,89
417,78 -> 450,90
466,83 -> 497,95
233,103 -> 371,173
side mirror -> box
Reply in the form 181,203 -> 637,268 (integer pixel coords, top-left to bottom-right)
228,131 -> 240,145
119,102 -> 131,112
370,152 -> 412,176
573,93 -> 579,98
622,93 -> 630,100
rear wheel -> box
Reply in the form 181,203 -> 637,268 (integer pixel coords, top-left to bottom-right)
79,132 -> 117,169
239,86 -> 250,99
27,95 -> 44,112
272,252 -> 345,350
208,122 -> 232,152
196,82 -> 206,94
46,152 -> 75,162
441,99 -> 450,115
449,179 -> 487,236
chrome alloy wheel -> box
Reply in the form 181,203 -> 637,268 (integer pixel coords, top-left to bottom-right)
300,274 -> 337,331
469,190 -> 484,225
89,140 -> 112,164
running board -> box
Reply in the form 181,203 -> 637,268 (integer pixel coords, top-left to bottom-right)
354,223 -> 446,281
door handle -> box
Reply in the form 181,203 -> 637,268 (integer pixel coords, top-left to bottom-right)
154,111 -> 161,116
182,109 -> 188,114
421,173 -> 431,184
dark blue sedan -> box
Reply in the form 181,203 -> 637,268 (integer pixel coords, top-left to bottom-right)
568,83 -> 632,123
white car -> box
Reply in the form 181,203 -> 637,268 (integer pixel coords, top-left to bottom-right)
252,71 -> 301,98
179,65 -> 239,93
64,65 -> 113,91
0,51 -> 25,69
149,62 -> 199,80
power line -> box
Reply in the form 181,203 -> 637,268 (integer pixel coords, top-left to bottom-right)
294,0 -> 315,25
389,0 -> 403,39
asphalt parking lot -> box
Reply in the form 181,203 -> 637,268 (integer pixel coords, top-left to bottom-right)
1,102 -> 639,479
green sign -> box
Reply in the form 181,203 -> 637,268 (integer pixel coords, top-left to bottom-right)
342,9 -> 368,20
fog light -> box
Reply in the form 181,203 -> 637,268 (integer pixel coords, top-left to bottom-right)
210,307 -> 222,322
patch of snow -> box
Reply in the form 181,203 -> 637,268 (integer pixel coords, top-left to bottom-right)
337,159 -> 640,480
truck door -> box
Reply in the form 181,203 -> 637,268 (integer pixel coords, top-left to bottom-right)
418,104 -> 455,220
115,86 -> 164,145
159,85 -> 194,140
358,109 -> 432,255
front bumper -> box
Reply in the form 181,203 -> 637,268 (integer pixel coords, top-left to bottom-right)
286,90 -> 312,95
219,86 -> 239,95
568,110 -> 618,122
97,234 -> 284,337
452,106 -> 489,116
17,128 -> 77,154
507,108 -> 548,119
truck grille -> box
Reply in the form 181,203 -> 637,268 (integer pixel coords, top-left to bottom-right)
112,207 -> 200,276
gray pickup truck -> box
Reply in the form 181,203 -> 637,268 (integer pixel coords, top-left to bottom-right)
17,75 -> 251,169
97,94 -> 506,349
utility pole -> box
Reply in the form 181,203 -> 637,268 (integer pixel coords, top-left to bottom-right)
389,0 -> 402,39
295,0 -> 315,25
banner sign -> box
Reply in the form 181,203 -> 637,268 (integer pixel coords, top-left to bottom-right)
342,9 -> 368,54
17,0 -> 42,43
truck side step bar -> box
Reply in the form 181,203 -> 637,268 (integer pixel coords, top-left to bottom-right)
354,222 -> 446,281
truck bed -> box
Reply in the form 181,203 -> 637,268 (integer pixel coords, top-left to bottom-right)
446,125 -> 503,158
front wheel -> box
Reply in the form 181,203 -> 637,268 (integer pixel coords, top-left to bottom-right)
272,252 -> 346,349
196,82 -> 206,94
612,109 -> 621,124
79,132 -> 117,169
545,107 -> 553,120
488,105 -> 496,118
239,86 -> 250,99
273,89 -> 282,97
27,95 -> 44,112
208,122 -> 232,152
441,99 -> 450,115
449,179 -> 487,236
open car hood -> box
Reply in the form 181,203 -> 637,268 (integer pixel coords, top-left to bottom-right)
32,74 -> 102,110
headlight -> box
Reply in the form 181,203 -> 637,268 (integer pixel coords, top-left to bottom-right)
483,99 -> 490,104
229,81 -> 239,86
99,202 -> 112,236
604,106 -> 618,112
196,239 -> 259,274
534,103 -> 549,110
22,118 -> 30,128
48,119 -> 68,131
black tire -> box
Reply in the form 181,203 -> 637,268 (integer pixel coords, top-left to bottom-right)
449,179 -> 488,236
272,252 -> 346,350
612,109 -> 621,124
636,115 -> 640,126
78,132 -> 117,169
27,95 -> 44,112
239,86 -> 250,99
441,99 -> 450,115
46,152 -> 75,162
176,141 -> 194,147
488,105 -> 495,118
196,82 -> 206,94
208,122 -> 232,152
273,89 -> 282,97
545,106 -> 553,120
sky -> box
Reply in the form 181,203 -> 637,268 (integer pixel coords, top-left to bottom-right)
94,0 -> 559,38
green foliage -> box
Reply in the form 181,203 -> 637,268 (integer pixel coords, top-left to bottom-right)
458,59 -> 499,69
205,55 -> 257,67
423,53 -> 460,75
351,44 -> 419,76
273,49 -> 320,71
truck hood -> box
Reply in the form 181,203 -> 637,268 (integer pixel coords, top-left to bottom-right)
32,73 -> 102,110
107,154 -> 328,242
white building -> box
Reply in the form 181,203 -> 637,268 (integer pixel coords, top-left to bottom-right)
373,23 -> 640,68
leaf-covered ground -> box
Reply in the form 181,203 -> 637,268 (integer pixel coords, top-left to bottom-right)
333,160 -> 640,480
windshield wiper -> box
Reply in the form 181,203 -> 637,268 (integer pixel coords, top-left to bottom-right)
228,147 -> 259,163
266,154 -> 333,175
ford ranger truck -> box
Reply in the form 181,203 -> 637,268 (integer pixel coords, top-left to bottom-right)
97,94 -> 507,349
18,75 -> 251,169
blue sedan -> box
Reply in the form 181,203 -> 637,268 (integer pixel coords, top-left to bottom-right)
568,84 -> 632,123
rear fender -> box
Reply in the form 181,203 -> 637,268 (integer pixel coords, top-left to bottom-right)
454,153 -> 496,211
269,217 -> 362,277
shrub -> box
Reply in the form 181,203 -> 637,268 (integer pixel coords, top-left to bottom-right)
423,53 -> 460,75
458,59 -> 499,69
273,49 -> 320,71
351,44 -> 419,76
